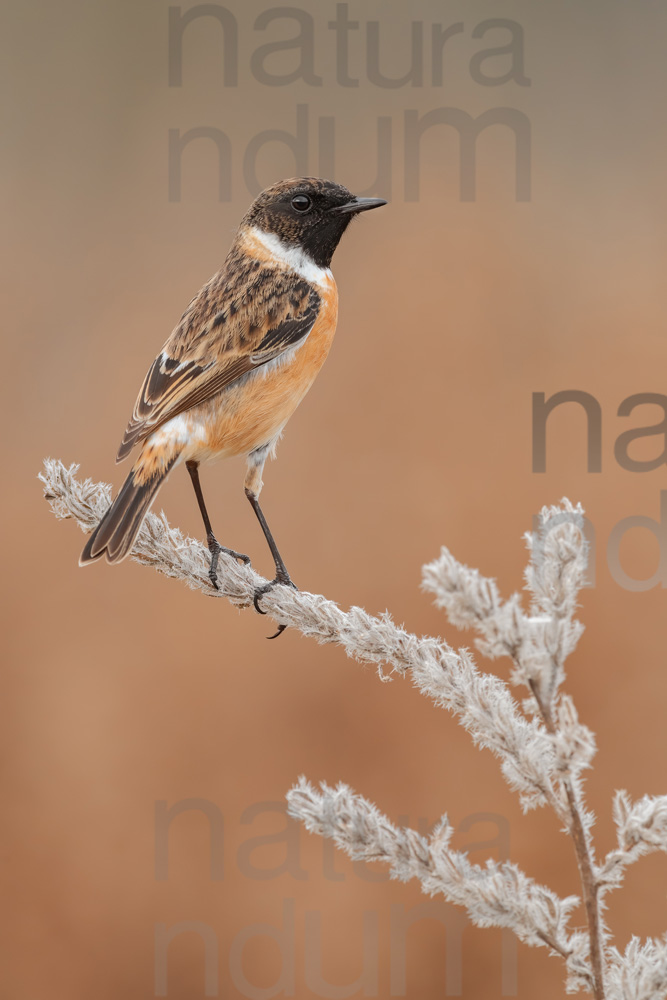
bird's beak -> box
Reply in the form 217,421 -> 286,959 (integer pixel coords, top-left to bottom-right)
328,197 -> 388,215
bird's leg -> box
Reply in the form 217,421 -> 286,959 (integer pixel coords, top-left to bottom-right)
245,488 -> 298,637
244,450 -> 297,639
186,460 -> 250,589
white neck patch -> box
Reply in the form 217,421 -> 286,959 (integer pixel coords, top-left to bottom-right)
248,227 -> 332,288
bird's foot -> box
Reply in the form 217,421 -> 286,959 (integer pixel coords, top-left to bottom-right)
207,533 -> 251,590
253,570 -> 298,639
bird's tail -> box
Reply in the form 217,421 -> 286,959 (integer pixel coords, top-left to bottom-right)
80,455 -> 177,567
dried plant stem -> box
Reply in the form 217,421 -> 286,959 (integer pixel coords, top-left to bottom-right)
530,679 -> 605,1000
567,787 -> 604,1000
42,461 -> 667,999
537,930 -> 571,961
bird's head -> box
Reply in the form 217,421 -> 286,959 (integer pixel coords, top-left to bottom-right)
240,177 -> 387,268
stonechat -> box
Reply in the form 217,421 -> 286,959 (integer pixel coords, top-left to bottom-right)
80,177 -> 386,634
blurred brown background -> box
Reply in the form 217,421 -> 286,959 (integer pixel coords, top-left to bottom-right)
3,0 -> 667,996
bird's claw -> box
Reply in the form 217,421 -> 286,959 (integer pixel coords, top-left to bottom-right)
253,574 -> 298,638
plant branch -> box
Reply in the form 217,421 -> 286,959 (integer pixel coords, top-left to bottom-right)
287,778 -> 585,980
423,503 -> 607,997
40,458 -> 561,812
529,679 -> 605,1000
43,460 -> 666,998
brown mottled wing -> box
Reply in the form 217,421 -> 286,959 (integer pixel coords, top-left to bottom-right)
116,274 -> 320,462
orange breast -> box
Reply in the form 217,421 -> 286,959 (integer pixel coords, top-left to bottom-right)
197,275 -> 339,459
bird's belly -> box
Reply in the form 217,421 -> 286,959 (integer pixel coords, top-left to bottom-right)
189,279 -> 338,461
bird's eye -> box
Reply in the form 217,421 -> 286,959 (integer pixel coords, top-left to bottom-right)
291,194 -> 312,213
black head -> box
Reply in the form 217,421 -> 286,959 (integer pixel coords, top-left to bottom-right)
241,177 -> 387,268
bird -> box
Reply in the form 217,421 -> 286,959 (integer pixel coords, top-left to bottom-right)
80,176 -> 387,635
